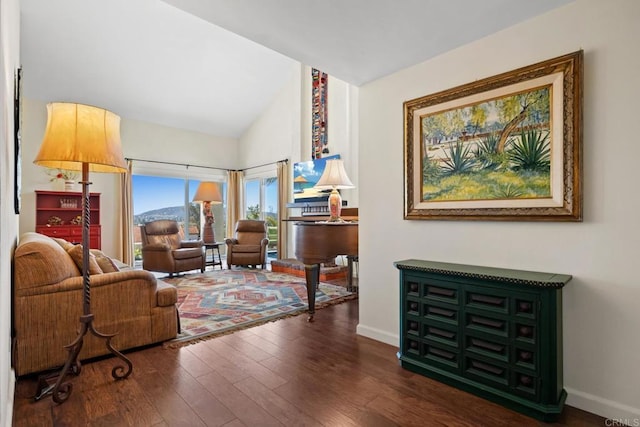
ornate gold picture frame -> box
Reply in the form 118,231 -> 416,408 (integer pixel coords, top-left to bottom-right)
404,51 -> 583,221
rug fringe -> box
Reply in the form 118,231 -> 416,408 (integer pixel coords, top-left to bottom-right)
163,293 -> 358,349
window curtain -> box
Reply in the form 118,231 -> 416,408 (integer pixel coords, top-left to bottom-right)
226,170 -> 244,239
119,159 -> 134,265
276,160 -> 289,259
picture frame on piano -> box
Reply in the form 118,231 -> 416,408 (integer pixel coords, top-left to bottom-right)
292,154 -> 340,204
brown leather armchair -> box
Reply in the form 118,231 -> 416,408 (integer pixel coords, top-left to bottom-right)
225,219 -> 269,269
140,220 -> 205,276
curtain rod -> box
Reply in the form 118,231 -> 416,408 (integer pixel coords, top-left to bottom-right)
125,157 -> 288,173
125,157 -> 229,172
232,158 -> 288,172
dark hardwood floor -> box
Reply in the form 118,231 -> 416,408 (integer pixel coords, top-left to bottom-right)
13,278 -> 604,426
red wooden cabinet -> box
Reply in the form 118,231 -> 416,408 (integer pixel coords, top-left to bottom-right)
35,190 -> 101,249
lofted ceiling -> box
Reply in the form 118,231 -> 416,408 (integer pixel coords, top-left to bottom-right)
20,0 -> 573,138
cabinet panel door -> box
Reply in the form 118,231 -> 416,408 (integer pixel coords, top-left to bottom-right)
36,226 -> 71,238
89,235 -> 101,250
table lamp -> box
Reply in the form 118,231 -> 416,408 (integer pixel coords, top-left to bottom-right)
33,102 -> 131,403
314,159 -> 354,222
193,181 -> 222,243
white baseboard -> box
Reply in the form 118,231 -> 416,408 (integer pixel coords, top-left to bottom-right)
3,371 -> 15,427
565,387 -> 640,423
356,324 -> 398,347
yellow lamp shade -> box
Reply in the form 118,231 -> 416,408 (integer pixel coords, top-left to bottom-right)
34,103 -> 127,173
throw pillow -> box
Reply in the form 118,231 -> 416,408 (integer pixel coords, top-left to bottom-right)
90,249 -> 120,273
67,245 -> 103,275
52,237 -> 75,252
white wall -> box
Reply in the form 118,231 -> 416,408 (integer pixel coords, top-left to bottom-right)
0,0 -> 20,424
358,0 -> 640,420
123,118 -> 238,172
19,97 -> 237,259
239,62 -> 301,171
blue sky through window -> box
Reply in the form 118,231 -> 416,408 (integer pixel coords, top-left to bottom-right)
134,174 -> 273,216
132,175 -> 202,215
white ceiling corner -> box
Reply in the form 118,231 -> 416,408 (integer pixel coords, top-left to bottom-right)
20,0 -> 573,138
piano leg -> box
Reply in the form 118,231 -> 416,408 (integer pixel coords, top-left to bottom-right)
304,263 -> 320,322
347,255 -> 358,292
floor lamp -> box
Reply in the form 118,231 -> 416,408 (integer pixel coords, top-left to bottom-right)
192,181 -> 223,243
33,102 -> 131,403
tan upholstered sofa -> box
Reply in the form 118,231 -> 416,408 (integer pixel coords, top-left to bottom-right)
13,232 -> 179,376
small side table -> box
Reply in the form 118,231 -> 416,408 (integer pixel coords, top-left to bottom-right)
204,242 -> 223,270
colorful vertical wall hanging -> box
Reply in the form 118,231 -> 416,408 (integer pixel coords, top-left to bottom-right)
312,68 -> 328,159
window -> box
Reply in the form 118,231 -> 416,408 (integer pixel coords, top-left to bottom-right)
244,176 -> 278,258
245,179 -> 261,220
132,174 -> 227,264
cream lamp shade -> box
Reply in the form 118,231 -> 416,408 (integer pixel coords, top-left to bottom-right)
34,102 -> 127,173
314,159 -> 354,221
314,159 -> 355,190
192,181 -> 223,203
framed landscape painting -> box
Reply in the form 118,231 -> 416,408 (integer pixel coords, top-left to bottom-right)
403,51 -> 583,221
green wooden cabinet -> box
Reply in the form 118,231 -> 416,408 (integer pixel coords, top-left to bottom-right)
395,259 -> 571,422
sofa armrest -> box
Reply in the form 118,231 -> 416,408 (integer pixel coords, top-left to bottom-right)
156,280 -> 178,306
89,269 -> 157,287
260,238 -> 269,247
225,238 -> 238,245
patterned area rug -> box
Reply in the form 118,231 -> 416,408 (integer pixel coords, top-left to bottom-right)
162,270 -> 356,348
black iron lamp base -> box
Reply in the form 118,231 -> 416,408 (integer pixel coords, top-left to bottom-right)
35,313 -> 133,403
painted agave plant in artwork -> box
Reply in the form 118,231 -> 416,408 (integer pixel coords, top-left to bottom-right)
440,140 -> 476,174
509,129 -> 551,171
